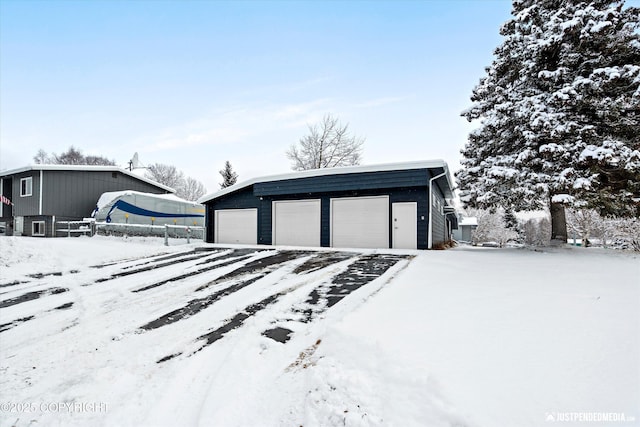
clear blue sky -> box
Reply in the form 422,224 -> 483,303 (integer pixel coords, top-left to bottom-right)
2,0 -> 519,191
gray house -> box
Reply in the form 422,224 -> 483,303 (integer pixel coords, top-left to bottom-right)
453,216 -> 478,243
0,165 -> 173,237
199,160 -> 457,250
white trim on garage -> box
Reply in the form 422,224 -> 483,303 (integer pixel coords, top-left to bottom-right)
330,195 -> 389,249
272,199 -> 321,247
214,208 -> 257,245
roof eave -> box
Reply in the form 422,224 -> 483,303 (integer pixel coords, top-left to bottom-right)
0,165 -> 175,193
199,160 -> 455,204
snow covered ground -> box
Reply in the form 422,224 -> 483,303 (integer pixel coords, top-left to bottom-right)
0,236 -> 638,427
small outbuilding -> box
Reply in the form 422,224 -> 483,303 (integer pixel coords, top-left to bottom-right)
453,216 -> 478,243
199,160 -> 456,250
0,165 -> 173,237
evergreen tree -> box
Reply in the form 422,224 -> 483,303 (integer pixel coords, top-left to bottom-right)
457,0 -> 640,243
503,208 -> 522,241
219,161 -> 238,189
503,209 -> 519,231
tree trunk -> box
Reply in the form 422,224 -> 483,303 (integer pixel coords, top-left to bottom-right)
550,201 -> 568,245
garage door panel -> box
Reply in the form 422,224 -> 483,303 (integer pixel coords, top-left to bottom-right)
273,200 -> 321,247
215,209 -> 257,244
331,196 -> 389,248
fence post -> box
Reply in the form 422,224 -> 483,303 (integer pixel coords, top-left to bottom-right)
164,225 -> 169,246
68,222 -> 71,238
187,227 -> 191,244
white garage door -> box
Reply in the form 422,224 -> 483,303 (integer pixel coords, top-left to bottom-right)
330,196 -> 389,248
272,199 -> 321,247
215,209 -> 257,245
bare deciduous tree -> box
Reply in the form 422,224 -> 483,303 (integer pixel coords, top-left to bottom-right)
146,163 -> 185,190
566,208 -> 603,247
33,149 -> 51,164
33,146 -> 115,166
180,177 -> 207,202
287,114 -> 365,171
55,146 -> 86,165
145,163 -> 207,201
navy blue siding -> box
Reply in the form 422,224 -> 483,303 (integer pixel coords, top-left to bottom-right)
321,197 -> 331,247
431,188 -> 446,246
259,198 -> 272,245
254,169 -> 428,197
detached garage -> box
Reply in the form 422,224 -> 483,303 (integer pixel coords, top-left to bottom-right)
199,160 -> 457,250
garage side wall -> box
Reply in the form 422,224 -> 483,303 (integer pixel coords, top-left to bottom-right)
431,183 -> 447,247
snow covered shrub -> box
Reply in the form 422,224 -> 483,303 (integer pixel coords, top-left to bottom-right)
566,208 -> 606,247
471,209 -> 519,247
611,218 -> 640,251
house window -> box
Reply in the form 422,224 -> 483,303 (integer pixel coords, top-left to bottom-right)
20,177 -> 33,197
32,221 -> 45,236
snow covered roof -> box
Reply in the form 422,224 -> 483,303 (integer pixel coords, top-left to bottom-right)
0,165 -> 175,193
199,160 -> 455,204
459,217 -> 478,226
95,190 -> 201,212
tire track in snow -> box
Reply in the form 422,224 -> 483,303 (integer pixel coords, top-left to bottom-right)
291,251 -> 358,275
0,315 -> 35,333
89,252 -> 176,269
119,248 -> 228,271
0,287 -> 69,309
0,280 -> 29,289
139,251 -> 310,331
0,302 -> 74,333
262,254 -> 412,342
132,249 -> 264,293
90,251 -> 216,284
157,293 -> 284,363
155,252 -> 402,362
195,250 -> 312,292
